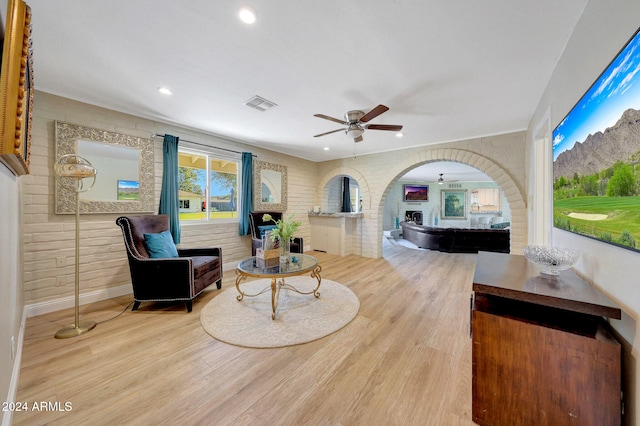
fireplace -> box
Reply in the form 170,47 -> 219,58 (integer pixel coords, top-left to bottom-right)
405,210 -> 423,225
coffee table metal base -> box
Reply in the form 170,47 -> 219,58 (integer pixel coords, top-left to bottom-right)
235,264 -> 322,320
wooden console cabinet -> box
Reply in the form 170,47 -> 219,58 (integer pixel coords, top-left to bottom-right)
471,251 -> 622,425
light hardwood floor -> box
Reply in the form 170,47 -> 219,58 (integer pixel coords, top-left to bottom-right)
13,240 -> 478,425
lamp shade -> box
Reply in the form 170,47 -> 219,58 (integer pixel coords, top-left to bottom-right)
55,161 -> 96,178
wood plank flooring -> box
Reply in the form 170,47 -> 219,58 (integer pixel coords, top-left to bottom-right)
13,240 -> 478,425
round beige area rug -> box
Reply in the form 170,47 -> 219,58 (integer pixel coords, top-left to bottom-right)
200,277 -> 359,348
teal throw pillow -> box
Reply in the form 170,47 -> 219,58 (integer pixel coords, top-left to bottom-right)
257,224 -> 278,238
143,230 -> 179,258
490,222 -> 511,229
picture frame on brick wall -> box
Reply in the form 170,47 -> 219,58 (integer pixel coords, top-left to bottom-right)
0,0 -> 34,176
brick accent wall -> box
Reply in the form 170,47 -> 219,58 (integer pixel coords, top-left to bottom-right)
24,92 -> 527,308
316,133 -> 528,258
23,92 -> 317,306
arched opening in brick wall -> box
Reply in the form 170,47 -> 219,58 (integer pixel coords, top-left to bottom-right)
316,149 -> 526,258
318,174 -> 365,214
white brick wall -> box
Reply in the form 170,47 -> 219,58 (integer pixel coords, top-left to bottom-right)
24,92 -> 318,306
317,134 -> 528,258
24,92 -> 528,307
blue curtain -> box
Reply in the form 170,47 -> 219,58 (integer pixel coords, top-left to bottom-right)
158,134 -> 181,243
239,152 -> 253,235
342,176 -> 352,212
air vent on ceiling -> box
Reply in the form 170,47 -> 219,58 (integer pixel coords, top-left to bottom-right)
448,183 -> 462,189
244,95 -> 277,112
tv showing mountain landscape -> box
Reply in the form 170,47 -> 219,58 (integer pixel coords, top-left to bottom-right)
552,28 -> 640,253
403,184 -> 429,202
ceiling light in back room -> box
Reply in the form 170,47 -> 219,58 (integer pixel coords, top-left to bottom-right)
238,7 -> 257,24
158,87 -> 172,95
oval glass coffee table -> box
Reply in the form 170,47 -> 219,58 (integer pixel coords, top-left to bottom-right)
235,254 -> 322,320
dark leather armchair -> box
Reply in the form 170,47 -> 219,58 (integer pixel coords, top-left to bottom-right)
248,211 -> 303,256
116,215 -> 222,312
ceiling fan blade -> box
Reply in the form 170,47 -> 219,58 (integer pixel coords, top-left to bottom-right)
359,104 -> 389,123
366,124 -> 403,131
354,135 -> 364,143
314,114 -> 347,125
314,128 -> 344,137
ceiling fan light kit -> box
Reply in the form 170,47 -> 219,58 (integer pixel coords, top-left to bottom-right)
437,173 -> 460,185
346,122 -> 364,139
313,104 -> 403,143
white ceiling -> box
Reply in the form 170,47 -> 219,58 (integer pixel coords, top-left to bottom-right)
18,1 -> 586,165
399,161 -> 492,183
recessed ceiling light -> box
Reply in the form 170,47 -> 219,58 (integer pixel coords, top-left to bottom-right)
238,7 -> 256,24
158,87 -> 172,95
323,147 -> 330,151
396,132 -> 404,138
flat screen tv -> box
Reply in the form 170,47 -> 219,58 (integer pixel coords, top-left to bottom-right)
403,184 -> 429,202
552,27 -> 640,253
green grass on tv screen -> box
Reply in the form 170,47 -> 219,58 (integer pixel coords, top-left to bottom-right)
554,196 -> 640,250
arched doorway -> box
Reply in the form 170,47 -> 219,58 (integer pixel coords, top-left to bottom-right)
320,175 -> 363,213
317,148 -> 526,258
384,161 -> 509,230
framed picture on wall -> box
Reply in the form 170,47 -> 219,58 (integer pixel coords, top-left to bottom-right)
0,0 -> 34,176
403,184 -> 429,201
441,190 -> 467,220
117,180 -> 140,200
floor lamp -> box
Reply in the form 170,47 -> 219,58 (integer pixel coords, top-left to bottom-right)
54,154 -> 98,339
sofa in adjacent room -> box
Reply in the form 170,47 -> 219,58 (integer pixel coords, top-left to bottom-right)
399,221 -> 510,253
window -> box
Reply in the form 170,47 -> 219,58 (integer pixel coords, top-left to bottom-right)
178,149 -> 239,221
350,187 -> 361,213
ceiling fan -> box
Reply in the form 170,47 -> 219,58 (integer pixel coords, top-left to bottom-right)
313,104 -> 403,143
437,173 -> 459,184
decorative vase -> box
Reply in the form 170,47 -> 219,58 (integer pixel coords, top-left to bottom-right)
279,237 -> 291,264
395,217 -> 400,229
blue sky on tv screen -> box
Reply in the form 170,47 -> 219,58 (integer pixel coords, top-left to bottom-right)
553,30 -> 640,161
118,180 -> 139,189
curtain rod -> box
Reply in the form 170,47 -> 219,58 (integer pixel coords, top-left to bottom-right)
152,134 -> 257,157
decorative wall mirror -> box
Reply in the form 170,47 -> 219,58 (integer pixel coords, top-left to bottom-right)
253,160 -> 287,211
55,121 -> 155,214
